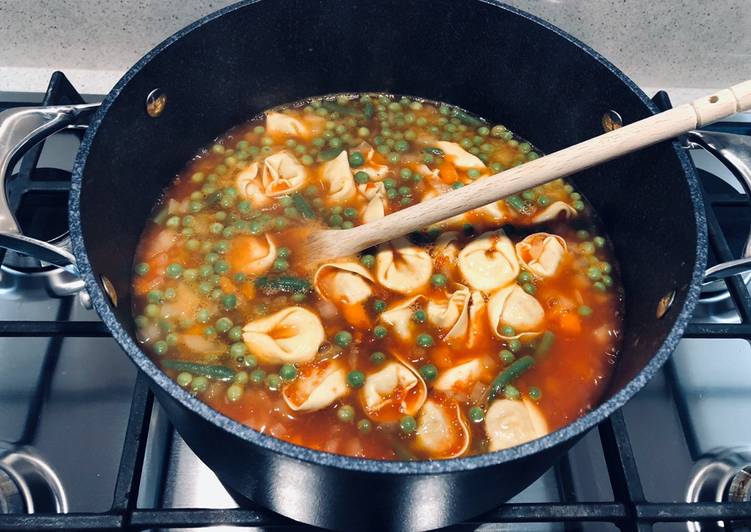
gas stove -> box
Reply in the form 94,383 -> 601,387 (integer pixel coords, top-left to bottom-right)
0,73 -> 750,531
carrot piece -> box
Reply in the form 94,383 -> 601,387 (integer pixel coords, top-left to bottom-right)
219,276 -> 235,294
439,161 -> 459,184
241,282 -> 256,299
559,312 -> 582,335
342,303 -> 371,329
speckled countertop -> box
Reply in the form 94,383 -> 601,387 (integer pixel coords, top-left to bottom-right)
0,0 -> 749,102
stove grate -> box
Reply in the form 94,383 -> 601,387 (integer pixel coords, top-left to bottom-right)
0,77 -> 750,531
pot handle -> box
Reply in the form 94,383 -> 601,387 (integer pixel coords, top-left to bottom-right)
0,103 -> 99,270
687,130 -> 751,283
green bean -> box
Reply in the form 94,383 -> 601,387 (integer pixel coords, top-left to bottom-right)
534,331 -> 556,358
321,100 -> 359,116
363,101 -> 374,119
292,193 -> 315,220
255,275 -> 311,295
162,360 -> 235,381
318,147 -> 345,161
486,355 -> 535,402
450,108 -> 486,127
505,195 -> 526,212
422,146 -> 445,157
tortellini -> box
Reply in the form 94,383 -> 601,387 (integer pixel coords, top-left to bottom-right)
375,237 -> 432,294
532,201 -> 577,223
426,284 -> 470,342
266,112 -> 310,139
488,284 -> 545,337
314,261 -> 375,328
458,229 -> 519,292
360,360 -> 427,422
516,233 -> 567,278
414,399 -> 470,459
314,261 -> 375,305
282,359 -> 348,412
242,306 -> 325,364
380,295 -> 424,341
432,231 -> 461,265
435,141 -> 486,170
433,358 -> 484,393
485,398 -> 548,451
261,150 -> 307,196
358,181 -> 387,223
320,151 -> 357,202
228,234 -> 277,276
352,141 -> 389,181
235,162 -> 272,208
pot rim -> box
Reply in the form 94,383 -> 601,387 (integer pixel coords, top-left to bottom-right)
68,0 -> 708,475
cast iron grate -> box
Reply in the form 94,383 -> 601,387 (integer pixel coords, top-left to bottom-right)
0,75 -> 750,531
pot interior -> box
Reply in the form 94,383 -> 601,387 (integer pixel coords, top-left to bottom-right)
77,0 -> 700,414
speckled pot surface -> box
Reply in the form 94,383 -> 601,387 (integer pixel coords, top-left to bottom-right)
68,1 -> 707,530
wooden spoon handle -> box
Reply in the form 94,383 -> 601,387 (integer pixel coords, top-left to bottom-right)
348,80 -> 751,250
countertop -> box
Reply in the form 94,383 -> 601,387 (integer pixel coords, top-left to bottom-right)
0,0 -> 749,103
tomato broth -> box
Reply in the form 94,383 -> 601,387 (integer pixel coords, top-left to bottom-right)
132,94 -> 623,460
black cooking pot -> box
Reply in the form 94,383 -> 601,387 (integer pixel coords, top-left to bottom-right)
0,0 -> 712,529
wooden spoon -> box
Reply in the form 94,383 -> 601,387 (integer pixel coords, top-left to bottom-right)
302,80 -> 751,263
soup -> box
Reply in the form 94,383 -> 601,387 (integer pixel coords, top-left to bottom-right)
131,94 -> 622,460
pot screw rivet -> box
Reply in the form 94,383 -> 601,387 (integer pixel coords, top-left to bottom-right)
656,290 -> 676,319
101,275 -> 118,307
602,110 -> 623,132
146,89 -> 167,118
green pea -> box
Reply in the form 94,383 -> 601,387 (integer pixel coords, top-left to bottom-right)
594,236 -> 606,248
234,371 -> 249,385
573,200 -> 585,211
593,281 -> 607,292
416,333 -> 434,348
209,222 -> 224,235
273,258 -> 289,272
343,207 -> 358,219
430,273 -> 447,287
176,372 -> 193,387
334,330 -> 353,347
529,386 -> 542,401
468,406 -> 485,423
508,338 -> 522,353
191,376 -> 209,393
370,351 -> 386,364
248,368 -> 266,385
354,171 -> 370,184
203,326 -> 217,337
501,325 -> 516,337
135,262 -> 150,276
243,355 -> 257,369
147,290 -> 162,304
576,230 -> 591,240
385,189 -> 397,200
347,370 -> 365,388
373,325 -> 388,339
329,214 -> 343,227
504,384 -> 521,400
399,415 -> 417,434
500,349 -> 515,365
587,267 -> 602,281
467,168 -> 481,179
225,384 -> 243,402
517,271 -> 533,284
301,154 -> 314,166
537,195 -> 550,207
383,178 -> 396,189
581,242 -> 596,255
213,260 -> 229,274
144,304 -> 159,318
265,373 -> 282,391
419,364 -> 438,381
412,309 -> 426,323
357,419 -> 372,433
166,263 -> 183,278
578,305 -> 593,317
521,189 -> 536,201
602,275 -> 613,288
153,340 -> 168,356
522,282 -> 537,295
601,262 -> 612,274
451,181 -> 464,189
230,342 -> 247,359
372,299 -> 387,313
196,308 -> 210,324
349,151 -> 365,167
280,364 -> 298,381
397,186 -> 411,197
337,405 -> 355,422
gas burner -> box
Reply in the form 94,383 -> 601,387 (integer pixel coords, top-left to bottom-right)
686,447 -> 751,531
0,447 -> 67,515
